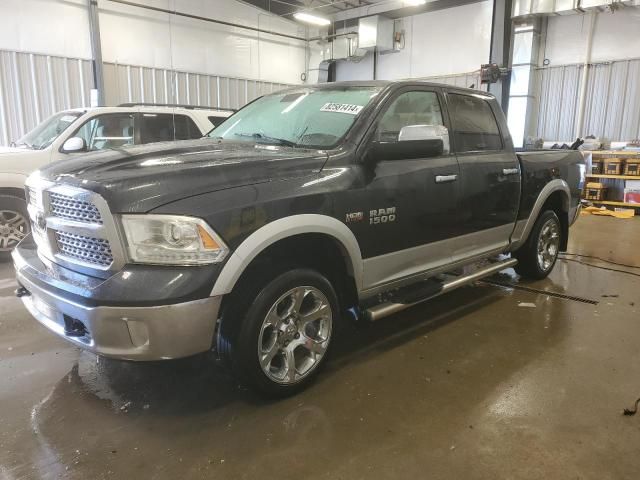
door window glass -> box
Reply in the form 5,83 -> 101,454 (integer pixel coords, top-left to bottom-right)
208,115 -> 228,128
448,94 -> 503,152
377,91 -> 445,143
174,115 -> 202,140
139,113 -> 175,144
75,114 -> 135,151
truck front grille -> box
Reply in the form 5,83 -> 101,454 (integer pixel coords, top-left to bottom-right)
55,231 -> 113,267
49,192 -> 103,225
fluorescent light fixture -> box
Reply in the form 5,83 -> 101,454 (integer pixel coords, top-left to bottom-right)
514,24 -> 534,32
293,12 -> 331,26
404,0 -> 427,5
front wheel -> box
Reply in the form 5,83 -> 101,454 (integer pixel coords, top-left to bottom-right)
514,210 -> 561,280
226,269 -> 339,396
0,195 -> 30,262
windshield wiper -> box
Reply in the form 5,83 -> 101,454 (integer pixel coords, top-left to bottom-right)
234,132 -> 297,148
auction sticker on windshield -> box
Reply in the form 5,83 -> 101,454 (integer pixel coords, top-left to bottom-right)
320,103 -> 363,115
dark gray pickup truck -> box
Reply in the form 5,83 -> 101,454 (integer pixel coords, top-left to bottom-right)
13,81 -> 584,395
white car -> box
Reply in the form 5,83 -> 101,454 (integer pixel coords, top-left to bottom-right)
0,104 -> 233,259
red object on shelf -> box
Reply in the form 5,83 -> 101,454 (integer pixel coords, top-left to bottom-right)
624,189 -> 640,204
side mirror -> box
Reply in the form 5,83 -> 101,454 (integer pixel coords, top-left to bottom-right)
62,137 -> 86,153
367,125 -> 449,163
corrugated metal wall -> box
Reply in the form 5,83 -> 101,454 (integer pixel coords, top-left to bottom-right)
103,62 -> 291,112
0,49 -> 292,146
533,58 -> 640,142
0,50 -> 93,146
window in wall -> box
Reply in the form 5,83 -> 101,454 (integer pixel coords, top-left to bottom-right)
377,91 -> 445,143
448,93 -> 503,152
75,114 -> 135,151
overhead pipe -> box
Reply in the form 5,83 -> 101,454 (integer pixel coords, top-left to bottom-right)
105,0 -> 308,42
575,11 -> 597,139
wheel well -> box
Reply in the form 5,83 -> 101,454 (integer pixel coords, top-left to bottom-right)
541,191 -> 569,251
227,233 -> 358,313
0,187 -> 26,200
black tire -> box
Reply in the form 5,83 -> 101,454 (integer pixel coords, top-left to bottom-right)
220,268 -> 339,397
0,195 -> 30,262
514,210 -> 561,280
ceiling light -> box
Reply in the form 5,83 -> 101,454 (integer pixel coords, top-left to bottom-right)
404,0 -> 427,5
293,12 -> 331,26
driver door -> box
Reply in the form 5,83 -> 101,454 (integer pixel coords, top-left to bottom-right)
356,88 -> 461,291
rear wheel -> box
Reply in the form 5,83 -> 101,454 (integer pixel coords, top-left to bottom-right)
221,268 -> 338,396
514,210 -> 561,279
0,195 -> 30,262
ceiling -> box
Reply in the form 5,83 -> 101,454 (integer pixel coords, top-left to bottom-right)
242,0 -> 382,18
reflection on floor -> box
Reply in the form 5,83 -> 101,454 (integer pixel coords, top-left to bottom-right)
1,215 -> 639,479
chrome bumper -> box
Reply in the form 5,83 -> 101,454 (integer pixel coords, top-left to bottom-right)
13,250 -> 221,361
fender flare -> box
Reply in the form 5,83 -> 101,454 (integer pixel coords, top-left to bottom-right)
510,179 -> 570,249
210,214 -> 363,297
0,172 -> 28,193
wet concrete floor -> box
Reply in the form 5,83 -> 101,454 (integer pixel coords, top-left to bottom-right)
1,214 -> 640,479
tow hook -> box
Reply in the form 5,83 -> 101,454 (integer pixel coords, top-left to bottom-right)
15,286 -> 30,298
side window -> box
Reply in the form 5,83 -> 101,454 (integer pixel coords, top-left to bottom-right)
448,93 -> 503,152
75,113 -> 135,151
174,115 -> 202,140
139,113 -> 175,144
208,115 -> 227,128
377,91 -> 445,143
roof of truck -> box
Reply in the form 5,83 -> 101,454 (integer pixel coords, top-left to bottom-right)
277,80 -> 495,98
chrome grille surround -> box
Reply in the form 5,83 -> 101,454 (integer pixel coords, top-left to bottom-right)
49,192 -> 103,224
55,231 -> 113,267
24,174 -> 125,276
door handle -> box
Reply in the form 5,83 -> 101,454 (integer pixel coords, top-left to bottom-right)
435,174 -> 458,183
502,168 -> 519,175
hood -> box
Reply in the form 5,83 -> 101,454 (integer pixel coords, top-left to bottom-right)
38,139 -> 328,212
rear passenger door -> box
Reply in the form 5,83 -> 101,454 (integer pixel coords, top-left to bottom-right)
447,92 -> 520,261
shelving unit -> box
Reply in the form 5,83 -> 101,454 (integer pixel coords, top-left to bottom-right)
582,150 -> 640,209
590,200 -> 639,208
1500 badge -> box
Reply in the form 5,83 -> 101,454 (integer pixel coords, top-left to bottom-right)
369,207 -> 396,225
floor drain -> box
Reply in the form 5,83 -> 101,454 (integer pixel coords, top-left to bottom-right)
481,279 -> 600,305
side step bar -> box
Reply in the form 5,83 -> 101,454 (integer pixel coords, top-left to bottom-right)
364,258 -> 518,322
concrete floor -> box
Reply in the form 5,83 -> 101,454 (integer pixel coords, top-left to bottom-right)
1,215 -> 640,480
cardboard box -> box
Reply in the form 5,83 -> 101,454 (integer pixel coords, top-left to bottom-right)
624,159 -> 640,176
604,158 -> 624,175
585,182 -> 607,201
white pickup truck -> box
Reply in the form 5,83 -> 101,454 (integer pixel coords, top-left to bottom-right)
0,104 -> 232,259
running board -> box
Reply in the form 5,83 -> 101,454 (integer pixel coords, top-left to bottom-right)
364,258 -> 518,322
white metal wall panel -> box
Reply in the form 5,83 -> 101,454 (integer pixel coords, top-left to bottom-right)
0,49 -> 92,146
0,50 -> 292,146
102,62 -> 290,110
534,58 -> 640,142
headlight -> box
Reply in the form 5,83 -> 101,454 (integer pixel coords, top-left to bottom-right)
121,214 -> 229,265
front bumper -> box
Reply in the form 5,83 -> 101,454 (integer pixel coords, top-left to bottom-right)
13,245 -> 222,361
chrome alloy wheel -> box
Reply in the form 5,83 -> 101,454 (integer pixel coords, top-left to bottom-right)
0,209 -> 28,251
536,217 -> 560,272
258,286 -> 333,385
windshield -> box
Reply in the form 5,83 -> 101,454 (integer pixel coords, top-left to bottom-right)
15,111 -> 83,150
209,86 -> 381,148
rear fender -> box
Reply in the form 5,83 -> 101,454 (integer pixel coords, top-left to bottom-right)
510,179 -> 570,250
